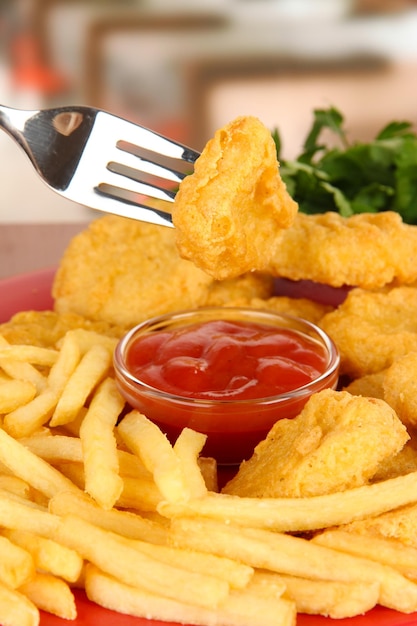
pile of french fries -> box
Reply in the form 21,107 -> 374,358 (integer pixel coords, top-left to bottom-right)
1,327 -> 417,626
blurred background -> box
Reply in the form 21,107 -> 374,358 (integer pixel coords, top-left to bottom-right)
1,0 -> 417,276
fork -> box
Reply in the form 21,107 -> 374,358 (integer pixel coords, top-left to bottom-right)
0,104 -> 200,227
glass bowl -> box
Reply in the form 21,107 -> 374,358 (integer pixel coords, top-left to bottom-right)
113,307 -> 339,465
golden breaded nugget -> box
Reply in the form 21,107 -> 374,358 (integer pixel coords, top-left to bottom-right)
339,502 -> 417,551
223,389 -> 408,498
383,352 -> 417,428
204,273 -> 274,307
343,371 -> 386,400
172,116 -> 298,280
372,437 -> 417,482
320,286 -> 417,378
52,216 -> 274,328
0,310 -> 125,348
268,211 -> 417,289
225,296 -> 333,325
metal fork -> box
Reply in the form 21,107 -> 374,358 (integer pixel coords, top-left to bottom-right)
0,104 -> 200,227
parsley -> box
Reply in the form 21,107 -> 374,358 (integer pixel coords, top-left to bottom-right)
274,106 -> 417,224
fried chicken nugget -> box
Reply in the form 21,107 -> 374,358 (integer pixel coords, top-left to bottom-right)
172,115 -> 298,280
225,295 -> 333,325
339,501 -> 417,550
268,211 -> 417,289
0,310 -> 125,348
320,286 -> 417,379
52,215 -> 274,328
383,353 -> 417,428
223,389 -> 408,498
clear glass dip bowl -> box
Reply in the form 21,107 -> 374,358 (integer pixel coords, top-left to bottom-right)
113,307 -> 339,465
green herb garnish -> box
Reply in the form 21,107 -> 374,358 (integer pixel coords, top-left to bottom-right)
273,106 -> 417,224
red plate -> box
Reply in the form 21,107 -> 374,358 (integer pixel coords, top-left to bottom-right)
1,269 -> 416,626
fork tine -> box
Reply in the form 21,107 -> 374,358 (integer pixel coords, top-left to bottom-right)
100,112 -> 200,163
102,169 -> 176,203
93,186 -> 174,227
112,145 -> 186,183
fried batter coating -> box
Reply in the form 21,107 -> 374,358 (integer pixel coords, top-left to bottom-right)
267,211 -> 417,289
343,371 -> 386,400
0,310 -> 125,348
172,116 -> 298,280
320,286 -> 417,379
222,389 -> 408,498
52,215 -> 274,328
224,295 -> 333,325
203,273 -> 275,307
339,501 -> 417,550
383,353 -> 417,428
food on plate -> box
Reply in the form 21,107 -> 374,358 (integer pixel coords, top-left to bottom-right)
338,501 -> 417,551
343,371 -> 385,399
2,322 -> 417,623
121,316 -> 331,401
222,389 -> 408,498
0,310 -> 125,348
312,529 -> 417,581
319,285 -> 417,378
4,110 -> 417,625
113,307 -> 339,464
172,115 -> 298,280
231,295 -> 334,324
383,352 -> 417,428
52,215 -> 275,328
167,517 -> 417,614
267,210 -> 417,289
266,573 -> 380,619
172,116 -> 417,288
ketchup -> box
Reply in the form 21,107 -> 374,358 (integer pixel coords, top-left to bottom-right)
115,309 -> 339,464
125,319 -> 328,400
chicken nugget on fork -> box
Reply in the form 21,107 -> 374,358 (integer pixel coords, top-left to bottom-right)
172,115 -> 298,280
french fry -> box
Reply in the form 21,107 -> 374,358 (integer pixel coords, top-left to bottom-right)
118,411 -> 190,503
3,529 -> 83,583
0,475 -> 32,499
0,489 -> 60,537
21,432 -> 151,478
85,564 -> 296,626
198,457 -> 218,492
0,380 -> 36,413
3,332 -> 81,437
159,470 -> 417,532
21,433 -> 84,463
49,490 -> 168,544
168,517 -> 417,612
0,535 -> 34,589
0,580 -> 39,626
0,346 -> 57,367
54,515 -> 230,609
3,390 -> 59,439
312,529 -> 417,581
268,572 -> 380,618
58,329 -> 118,355
173,427 -> 208,498
131,539 -> 253,589
50,344 -> 112,426
79,377 -> 124,509
0,428 -> 81,499
0,360 -> 46,394
19,572 -> 76,620
0,336 -> 46,393
117,475 -> 163,512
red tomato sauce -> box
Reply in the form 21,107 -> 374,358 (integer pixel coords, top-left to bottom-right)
125,319 -> 328,401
